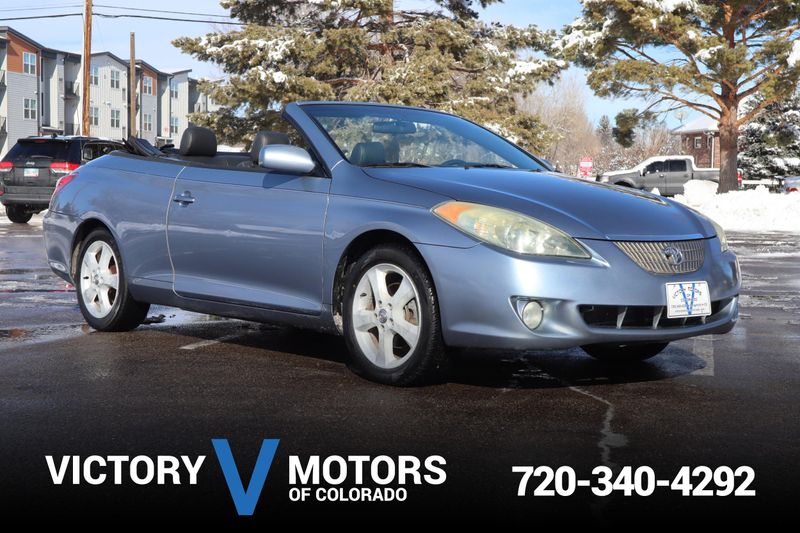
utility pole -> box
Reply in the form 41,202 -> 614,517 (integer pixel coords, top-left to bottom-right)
81,0 -> 93,136
129,32 -> 137,138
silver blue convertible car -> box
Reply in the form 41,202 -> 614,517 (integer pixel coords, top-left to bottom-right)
43,102 -> 740,385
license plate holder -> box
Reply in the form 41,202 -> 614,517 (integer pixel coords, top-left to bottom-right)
665,281 -> 711,318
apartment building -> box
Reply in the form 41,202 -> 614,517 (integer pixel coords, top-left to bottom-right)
0,26 -> 219,156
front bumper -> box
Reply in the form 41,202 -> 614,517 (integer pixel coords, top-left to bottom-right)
417,237 -> 739,350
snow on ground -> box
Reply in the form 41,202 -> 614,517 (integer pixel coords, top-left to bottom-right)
673,180 -> 800,233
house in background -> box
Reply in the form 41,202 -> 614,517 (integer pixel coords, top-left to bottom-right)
0,26 -> 219,157
672,115 -> 720,168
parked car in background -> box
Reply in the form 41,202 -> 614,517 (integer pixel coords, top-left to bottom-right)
0,136 -> 123,224
43,102 -> 739,386
600,155 -> 718,196
783,176 -> 800,193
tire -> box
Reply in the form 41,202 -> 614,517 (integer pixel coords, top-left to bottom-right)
342,244 -> 447,386
5,205 -> 33,224
581,342 -> 669,362
75,228 -> 150,331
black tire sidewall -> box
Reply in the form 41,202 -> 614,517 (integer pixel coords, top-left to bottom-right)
75,229 -> 146,331
342,245 -> 443,385
6,205 -> 32,224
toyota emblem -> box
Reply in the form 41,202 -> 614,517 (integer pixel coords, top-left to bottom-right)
662,245 -> 684,266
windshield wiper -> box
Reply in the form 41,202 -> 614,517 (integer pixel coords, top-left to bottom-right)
462,163 -> 514,169
364,162 -> 431,168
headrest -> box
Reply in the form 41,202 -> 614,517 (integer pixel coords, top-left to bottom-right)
251,130 -> 291,162
350,142 -> 386,166
179,126 -> 217,156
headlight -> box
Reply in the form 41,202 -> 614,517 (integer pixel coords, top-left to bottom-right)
432,201 -> 590,258
709,217 -> 728,252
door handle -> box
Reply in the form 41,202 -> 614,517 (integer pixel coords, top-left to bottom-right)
172,192 -> 195,205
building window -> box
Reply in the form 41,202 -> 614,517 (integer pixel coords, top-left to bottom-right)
89,106 -> 99,127
694,136 -> 702,149
143,76 -> 153,95
708,136 -> 713,148
90,65 -> 99,86
23,52 -> 36,75
23,98 -> 37,120
170,79 -> 179,99
170,116 -> 179,135
143,113 -> 153,132
111,109 -> 121,129
110,69 -> 120,89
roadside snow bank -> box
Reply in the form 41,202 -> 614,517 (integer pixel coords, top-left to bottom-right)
673,180 -> 800,233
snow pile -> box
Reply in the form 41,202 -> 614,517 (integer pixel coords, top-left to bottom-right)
673,180 -> 800,233
788,40 -> 800,67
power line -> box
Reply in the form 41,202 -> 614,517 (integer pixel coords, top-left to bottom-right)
0,4 -> 81,12
0,13 -> 82,21
0,12 -> 241,25
94,12 -> 241,25
94,4 -> 233,19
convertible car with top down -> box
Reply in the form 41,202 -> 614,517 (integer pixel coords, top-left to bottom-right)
43,102 -> 740,385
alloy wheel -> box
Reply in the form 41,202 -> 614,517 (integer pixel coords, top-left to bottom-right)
80,240 -> 120,318
351,263 -> 422,369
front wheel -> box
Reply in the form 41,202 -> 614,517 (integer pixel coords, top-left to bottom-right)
582,342 -> 668,362
5,205 -> 33,224
76,229 -> 150,331
342,244 -> 447,386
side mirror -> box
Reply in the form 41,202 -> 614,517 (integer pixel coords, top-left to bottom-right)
82,147 -> 94,161
259,145 -> 316,174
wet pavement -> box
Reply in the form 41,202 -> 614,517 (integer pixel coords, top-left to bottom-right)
0,213 -> 799,524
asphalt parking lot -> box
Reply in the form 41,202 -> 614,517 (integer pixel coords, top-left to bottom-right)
1,213 -> 798,524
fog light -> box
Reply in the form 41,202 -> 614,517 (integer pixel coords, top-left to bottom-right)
521,300 -> 544,330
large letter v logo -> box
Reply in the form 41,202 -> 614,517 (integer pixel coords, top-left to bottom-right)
212,439 -> 279,516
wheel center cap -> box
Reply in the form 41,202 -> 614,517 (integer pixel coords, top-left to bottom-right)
378,308 -> 389,324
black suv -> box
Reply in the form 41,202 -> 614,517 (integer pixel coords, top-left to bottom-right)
0,136 -> 123,224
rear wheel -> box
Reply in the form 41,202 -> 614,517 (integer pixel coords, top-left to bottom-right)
76,229 -> 149,331
343,244 -> 447,386
5,205 -> 33,224
582,342 -> 668,362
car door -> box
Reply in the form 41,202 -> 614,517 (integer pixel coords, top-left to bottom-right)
642,161 -> 666,191
166,161 -> 331,314
666,159 -> 689,195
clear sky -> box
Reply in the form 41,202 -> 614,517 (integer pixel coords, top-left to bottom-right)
1,0 -> 683,126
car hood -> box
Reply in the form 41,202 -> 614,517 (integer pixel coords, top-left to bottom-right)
362,167 -> 714,241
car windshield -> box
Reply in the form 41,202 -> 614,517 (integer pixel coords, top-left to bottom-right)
304,104 -> 545,170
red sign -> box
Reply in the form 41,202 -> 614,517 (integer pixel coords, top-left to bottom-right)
579,156 -> 593,177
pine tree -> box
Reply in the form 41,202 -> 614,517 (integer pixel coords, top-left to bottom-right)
738,93 -> 800,180
557,1 -> 800,193
174,0 -> 565,151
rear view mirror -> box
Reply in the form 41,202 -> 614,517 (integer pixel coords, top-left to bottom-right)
372,120 -> 417,134
259,145 -> 316,174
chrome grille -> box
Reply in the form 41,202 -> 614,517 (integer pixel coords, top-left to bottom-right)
615,239 -> 704,274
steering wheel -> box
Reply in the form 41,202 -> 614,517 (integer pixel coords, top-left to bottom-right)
440,159 -> 468,167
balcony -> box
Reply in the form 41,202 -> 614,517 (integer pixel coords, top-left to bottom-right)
64,81 -> 79,99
